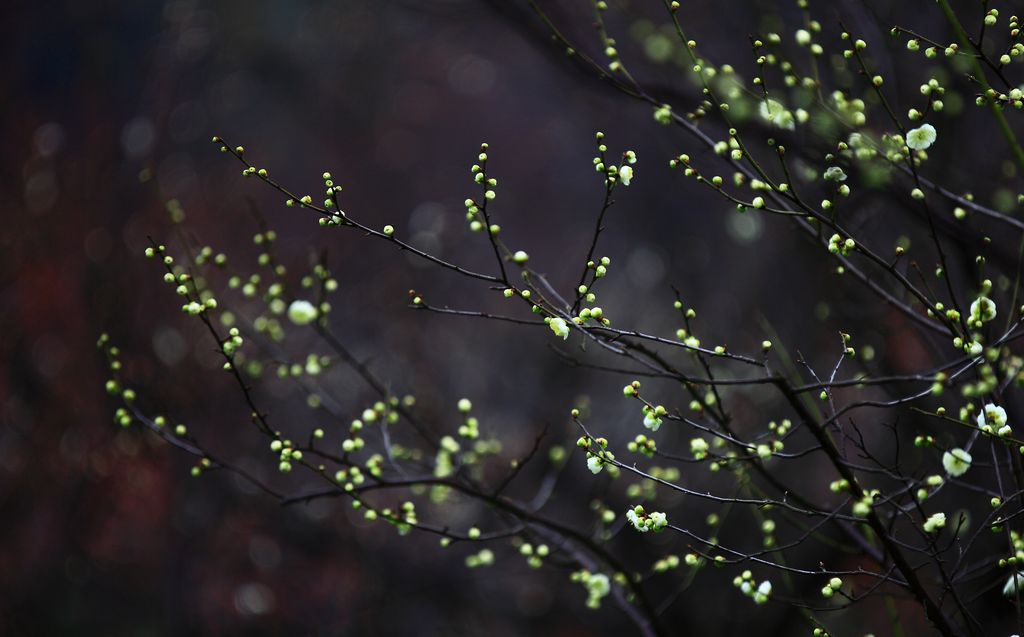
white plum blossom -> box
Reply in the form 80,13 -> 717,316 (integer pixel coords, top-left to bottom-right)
923,512 -> 946,533
977,403 -> 1010,436
759,98 -> 795,130
942,448 -> 972,477
626,505 -> 668,532
643,412 -> 662,431
618,165 -> 634,186
587,455 -> 604,474
642,405 -> 663,432
549,317 -> 570,340
906,123 -> 937,150
753,580 -> 772,604
969,295 -> 997,325
287,299 -> 318,325
823,166 -> 847,182
735,572 -> 773,604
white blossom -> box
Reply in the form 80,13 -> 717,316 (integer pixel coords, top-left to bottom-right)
977,403 -> 1009,435
753,580 -> 772,604
626,507 -> 643,531
759,99 -> 795,130
287,300 -> 318,325
648,511 -> 668,530
942,448 -> 972,477
549,317 -> 570,340
970,295 -> 997,324
626,505 -> 668,532
906,123 -> 937,150
923,512 -> 946,533
618,165 -> 634,186
643,411 -> 662,432
823,166 -> 847,182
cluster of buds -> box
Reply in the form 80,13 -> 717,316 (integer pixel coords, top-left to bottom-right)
828,233 -> 856,256
626,505 -> 668,533
733,570 -> 772,604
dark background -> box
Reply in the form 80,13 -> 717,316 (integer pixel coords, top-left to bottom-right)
2,0 -> 1017,635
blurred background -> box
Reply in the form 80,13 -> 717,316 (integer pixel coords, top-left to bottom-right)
2,0 -> 1019,635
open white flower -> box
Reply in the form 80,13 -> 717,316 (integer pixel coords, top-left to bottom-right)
759,98 -> 795,130
970,295 -> 997,324
587,455 -> 604,474
923,512 -> 946,533
549,317 -> 570,340
977,403 -> 1009,435
942,448 -> 972,477
618,165 -> 634,186
906,123 -> 937,150
648,511 -> 668,530
823,166 -> 847,182
626,505 -> 668,532
643,410 -> 663,432
642,414 -> 662,431
625,507 -> 643,531
287,299 -> 318,325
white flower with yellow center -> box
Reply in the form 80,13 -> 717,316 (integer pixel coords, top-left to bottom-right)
942,448 -> 972,477
906,123 -> 937,150
977,403 -> 1009,436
